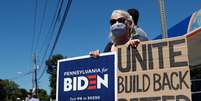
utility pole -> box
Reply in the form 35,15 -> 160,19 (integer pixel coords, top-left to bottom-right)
158,0 -> 168,38
32,53 -> 38,97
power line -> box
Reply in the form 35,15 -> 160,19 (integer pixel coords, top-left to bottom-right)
37,0 -> 64,71
30,0 -> 39,95
36,0 -> 64,77
38,0 -> 73,80
37,0 -> 63,62
49,0 -> 72,57
35,0 -> 49,54
38,0 -> 72,80
37,0 -> 65,79
31,0 -> 39,54
31,0 -> 49,96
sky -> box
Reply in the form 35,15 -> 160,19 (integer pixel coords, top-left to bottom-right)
0,0 -> 201,95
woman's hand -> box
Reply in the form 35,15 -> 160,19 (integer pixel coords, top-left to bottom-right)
126,39 -> 140,47
89,50 -> 100,58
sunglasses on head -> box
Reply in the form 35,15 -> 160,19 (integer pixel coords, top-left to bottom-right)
110,17 -> 127,25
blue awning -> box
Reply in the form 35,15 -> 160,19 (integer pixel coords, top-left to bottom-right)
154,15 -> 192,39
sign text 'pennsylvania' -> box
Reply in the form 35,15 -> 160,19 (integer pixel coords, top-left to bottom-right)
57,54 -> 116,101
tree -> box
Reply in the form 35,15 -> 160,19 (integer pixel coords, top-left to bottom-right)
46,54 -> 64,99
37,88 -> 49,101
0,79 -> 7,100
0,79 -> 21,101
16,88 -> 28,100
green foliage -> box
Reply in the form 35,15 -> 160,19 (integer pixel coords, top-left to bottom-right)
0,79 -> 49,101
46,54 -> 64,74
46,54 -> 64,99
0,79 -> 23,101
17,88 -> 28,100
37,88 -> 49,101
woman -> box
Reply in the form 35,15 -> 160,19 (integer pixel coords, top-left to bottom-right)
90,10 -> 146,57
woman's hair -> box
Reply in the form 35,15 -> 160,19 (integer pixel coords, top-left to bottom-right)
111,10 -> 134,25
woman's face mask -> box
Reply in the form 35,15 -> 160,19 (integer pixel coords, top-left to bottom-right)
110,17 -> 130,44
110,17 -> 129,36
111,22 -> 129,36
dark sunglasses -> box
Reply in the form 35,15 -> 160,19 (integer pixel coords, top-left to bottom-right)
110,17 -> 127,25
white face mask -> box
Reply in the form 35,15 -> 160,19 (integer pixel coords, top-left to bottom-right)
110,22 -> 130,45
110,22 -> 129,36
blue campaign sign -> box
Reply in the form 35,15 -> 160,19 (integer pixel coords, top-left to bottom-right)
56,52 -> 117,101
